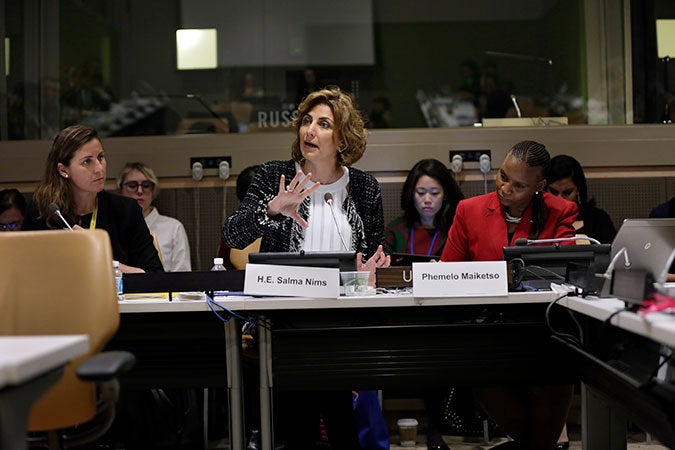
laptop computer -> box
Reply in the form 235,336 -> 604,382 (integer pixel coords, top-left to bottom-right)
606,218 -> 675,304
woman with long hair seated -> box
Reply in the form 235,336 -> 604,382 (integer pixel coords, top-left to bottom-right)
546,154 -> 616,244
385,158 -> 464,259
24,125 -> 163,273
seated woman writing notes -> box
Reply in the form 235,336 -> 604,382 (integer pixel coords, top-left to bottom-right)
385,158 -> 464,450
385,158 -> 464,259
441,140 -> 577,450
222,87 -> 389,449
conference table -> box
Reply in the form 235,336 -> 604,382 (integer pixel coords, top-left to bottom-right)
0,334 -> 89,450
116,291 -> 675,450
559,295 -> 675,450
117,290 -> 568,450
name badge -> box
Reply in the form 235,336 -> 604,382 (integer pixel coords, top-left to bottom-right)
244,264 -> 340,298
412,261 -> 508,297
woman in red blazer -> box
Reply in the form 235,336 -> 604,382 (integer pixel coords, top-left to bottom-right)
441,140 -> 577,450
441,143 -> 578,262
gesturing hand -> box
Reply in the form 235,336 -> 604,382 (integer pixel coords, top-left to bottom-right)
266,171 -> 320,228
357,245 -> 391,286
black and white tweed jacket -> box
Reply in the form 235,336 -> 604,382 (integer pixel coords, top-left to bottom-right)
222,160 -> 384,258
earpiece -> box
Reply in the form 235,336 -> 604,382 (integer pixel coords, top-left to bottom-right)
218,160 -> 230,181
451,154 -> 463,174
191,161 -> 204,181
479,154 -> 491,174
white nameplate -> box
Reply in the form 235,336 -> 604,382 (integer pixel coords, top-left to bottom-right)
244,263 -> 340,298
412,261 -> 508,297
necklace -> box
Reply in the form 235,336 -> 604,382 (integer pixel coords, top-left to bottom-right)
504,211 -> 522,224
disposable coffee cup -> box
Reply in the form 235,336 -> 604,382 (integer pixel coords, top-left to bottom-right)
397,418 -> 418,447
340,271 -> 370,296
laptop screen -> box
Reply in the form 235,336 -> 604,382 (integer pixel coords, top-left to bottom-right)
609,218 -> 675,303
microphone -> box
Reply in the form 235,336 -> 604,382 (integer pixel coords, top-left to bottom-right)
515,236 -> 601,246
602,247 -> 632,279
324,193 -> 349,251
49,202 -> 74,230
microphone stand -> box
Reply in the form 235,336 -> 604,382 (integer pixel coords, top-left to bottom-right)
149,94 -> 231,130
485,50 -> 554,111
661,56 -> 672,124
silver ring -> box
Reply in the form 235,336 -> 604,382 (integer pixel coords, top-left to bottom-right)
286,186 -> 294,192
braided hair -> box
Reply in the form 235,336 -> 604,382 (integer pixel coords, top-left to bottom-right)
507,140 -> 551,239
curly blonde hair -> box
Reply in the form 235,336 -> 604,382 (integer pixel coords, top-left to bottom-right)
291,88 -> 367,166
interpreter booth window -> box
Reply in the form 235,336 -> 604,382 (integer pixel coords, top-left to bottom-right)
2,0 -> 668,141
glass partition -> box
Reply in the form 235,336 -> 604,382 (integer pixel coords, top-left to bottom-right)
0,0 -> 671,141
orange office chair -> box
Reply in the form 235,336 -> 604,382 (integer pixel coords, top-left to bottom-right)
0,230 -> 135,449
229,237 -> 262,270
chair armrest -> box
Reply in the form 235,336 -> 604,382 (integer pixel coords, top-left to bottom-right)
76,351 -> 136,381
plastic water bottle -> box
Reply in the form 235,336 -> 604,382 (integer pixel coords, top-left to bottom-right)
211,257 -> 227,296
113,260 -> 124,301
211,257 -> 226,271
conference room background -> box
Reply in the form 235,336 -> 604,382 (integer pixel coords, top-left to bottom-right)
0,0 -> 674,270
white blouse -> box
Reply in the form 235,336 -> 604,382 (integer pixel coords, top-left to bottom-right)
299,165 -> 352,252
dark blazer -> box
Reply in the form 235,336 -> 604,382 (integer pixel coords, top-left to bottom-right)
578,204 -> 616,244
24,190 -> 164,272
649,197 -> 675,219
441,191 -> 578,262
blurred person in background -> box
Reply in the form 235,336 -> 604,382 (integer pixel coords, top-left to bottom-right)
118,162 -> 191,272
546,154 -> 616,244
0,188 -> 27,231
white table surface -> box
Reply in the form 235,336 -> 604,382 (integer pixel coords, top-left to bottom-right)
560,296 -> 675,348
0,335 -> 90,390
118,290 -> 559,313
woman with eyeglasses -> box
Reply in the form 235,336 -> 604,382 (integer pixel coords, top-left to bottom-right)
117,162 -> 191,272
0,188 -> 26,231
23,124 -> 163,273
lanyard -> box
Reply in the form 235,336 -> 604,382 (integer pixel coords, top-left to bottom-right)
409,227 -> 440,256
89,202 -> 98,230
